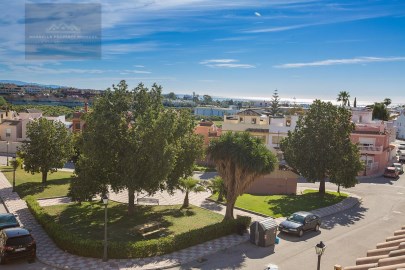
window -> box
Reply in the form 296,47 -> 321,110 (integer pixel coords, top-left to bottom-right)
239,117 -> 243,123
251,118 -> 257,124
6,128 -> 11,138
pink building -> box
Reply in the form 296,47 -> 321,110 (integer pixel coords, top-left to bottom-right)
351,108 -> 396,176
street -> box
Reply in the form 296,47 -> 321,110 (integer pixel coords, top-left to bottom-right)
172,173 -> 405,270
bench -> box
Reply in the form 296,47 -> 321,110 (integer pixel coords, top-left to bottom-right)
133,221 -> 163,238
137,197 -> 159,205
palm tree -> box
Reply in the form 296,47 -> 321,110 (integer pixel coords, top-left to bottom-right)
205,176 -> 226,202
383,98 -> 392,107
178,177 -> 205,208
207,132 -> 277,220
337,91 -> 350,106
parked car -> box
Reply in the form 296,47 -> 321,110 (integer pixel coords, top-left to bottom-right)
393,163 -> 404,174
0,228 -> 36,264
278,211 -> 321,237
0,214 -> 19,230
399,150 -> 405,163
383,167 -> 399,179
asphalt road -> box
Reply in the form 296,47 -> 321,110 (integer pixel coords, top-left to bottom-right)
172,173 -> 405,270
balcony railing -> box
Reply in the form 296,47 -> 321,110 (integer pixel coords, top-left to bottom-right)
359,145 -> 383,152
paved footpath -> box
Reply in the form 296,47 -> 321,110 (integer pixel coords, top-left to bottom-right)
0,171 -> 361,270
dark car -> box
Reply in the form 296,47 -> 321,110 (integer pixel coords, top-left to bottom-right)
0,228 -> 36,264
383,167 -> 399,179
278,211 -> 321,237
0,214 -> 19,230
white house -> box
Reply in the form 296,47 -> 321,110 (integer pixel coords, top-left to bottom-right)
394,110 -> 405,139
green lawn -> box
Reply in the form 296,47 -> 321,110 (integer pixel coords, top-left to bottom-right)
211,189 -> 348,218
1,167 -> 73,199
44,201 -> 223,242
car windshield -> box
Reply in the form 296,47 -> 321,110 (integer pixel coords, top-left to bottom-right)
0,215 -> 17,224
385,169 -> 395,173
287,214 -> 305,224
6,236 -> 33,246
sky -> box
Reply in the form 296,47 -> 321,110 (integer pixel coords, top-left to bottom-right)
0,0 -> 405,104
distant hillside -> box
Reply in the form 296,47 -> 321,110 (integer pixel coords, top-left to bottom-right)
0,80 -> 63,89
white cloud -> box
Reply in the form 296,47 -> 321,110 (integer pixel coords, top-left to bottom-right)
200,59 -> 255,68
275,56 -> 405,68
134,65 -> 145,68
254,12 -> 261,17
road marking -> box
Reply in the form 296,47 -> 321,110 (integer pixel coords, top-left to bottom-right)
383,216 -> 391,221
393,211 -> 402,214
397,192 -> 404,195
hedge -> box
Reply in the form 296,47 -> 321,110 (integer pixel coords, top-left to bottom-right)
25,196 -> 251,259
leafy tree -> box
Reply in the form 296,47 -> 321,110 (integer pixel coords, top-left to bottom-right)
78,81 -> 199,215
19,118 -> 73,184
178,177 -> 205,208
383,98 -> 392,107
205,176 -> 226,202
207,132 -> 277,220
269,89 -> 281,116
281,100 -> 362,194
337,91 -> 350,106
166,92 -> 177,100
372,102 -> 389,121
0,96 -> 7,107
203,95 -> 213,104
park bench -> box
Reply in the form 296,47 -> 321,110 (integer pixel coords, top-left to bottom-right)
133,221 -> 164,238
137,197 -> 159,205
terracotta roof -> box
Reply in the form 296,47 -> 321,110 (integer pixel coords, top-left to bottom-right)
343,225 -> 405,270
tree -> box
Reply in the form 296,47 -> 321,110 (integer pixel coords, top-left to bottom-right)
269,89 -> 281,116
19,118 -> 73,184
281,100 -> 362,195
372,102 -> 389,121
207,132 -> 277,220
337,91 -> 350,106
166,92 -> 177,100
0,96 -> 7,108
178,177 -> 205,208
77,81 -> 199,215
383,98 -> 392,107
206,176 -> 226,202
353,97 -> 357,108
203,94 -> 213,104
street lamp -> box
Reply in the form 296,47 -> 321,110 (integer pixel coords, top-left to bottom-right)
6,141 -> 9,166
102,195 -> 109,262
363,153 -> 368,176
315,241 -> 326,270
12,157 -> 16,192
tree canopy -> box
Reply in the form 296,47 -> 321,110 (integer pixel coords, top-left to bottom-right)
19,118 -> 73,183
72,81 -> 202,214
281,100 -> 362,194
337,91 -> 350,106
372,102 -> 389,121
207,132 -> 277,219
269,89 -> 281,116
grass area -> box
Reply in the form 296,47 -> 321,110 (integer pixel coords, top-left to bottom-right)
44,201 -> 223,242
1,166 -> 73,199
211,189 -> 348,218
213,120 -> 223,128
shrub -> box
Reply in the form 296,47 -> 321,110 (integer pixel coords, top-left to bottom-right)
25,196 -> 251,259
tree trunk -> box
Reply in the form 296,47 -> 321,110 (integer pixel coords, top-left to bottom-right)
41,171 -> 47,184
337,184 -> 341,194
217,188 -> 224,202
182,191 -> 189,208
128,188 -> 135,215
224,197 -> 236,220
319,178 -> 326,195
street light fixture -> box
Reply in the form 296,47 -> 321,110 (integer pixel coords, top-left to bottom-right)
315,241 -> 326,270
6,141 -> 9,166
102,195 -> 109,262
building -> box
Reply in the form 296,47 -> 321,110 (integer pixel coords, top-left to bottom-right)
71,103 -> 88,133
394,109 -> 405,139
350,108 -> 397,176
194,106 -> 240,117
194,120 -> 222,166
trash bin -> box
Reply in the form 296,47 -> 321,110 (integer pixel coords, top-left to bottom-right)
250,218 -> 278,247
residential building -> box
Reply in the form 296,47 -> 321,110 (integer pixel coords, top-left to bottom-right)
394,109 -> 405,139
194,120 -> 222,166
350,108 -> 397,176
194,106 -> 240,117
71,103 -> 88,133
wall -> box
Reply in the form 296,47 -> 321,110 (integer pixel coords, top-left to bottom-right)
0,141 -> 22,155
245,168 -> 298,195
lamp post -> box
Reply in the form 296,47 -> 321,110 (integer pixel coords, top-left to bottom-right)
363,153 -> 368,176
12,157 -> 16,192
315,241 -> 326,270
102,195 -> 108,262
6,141 -> 9,166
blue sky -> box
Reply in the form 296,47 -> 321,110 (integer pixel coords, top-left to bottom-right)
1,0 -> 405,104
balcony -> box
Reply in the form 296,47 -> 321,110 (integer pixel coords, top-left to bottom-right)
358,145 -> 383,154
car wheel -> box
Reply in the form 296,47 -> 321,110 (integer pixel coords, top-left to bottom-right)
298,229 -> 303,237
314,224 -> 320,232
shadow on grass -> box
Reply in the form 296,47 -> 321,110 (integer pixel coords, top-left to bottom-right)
16,178 -> 71,198
51,202 -> 199,242
269,192 -> 348,217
